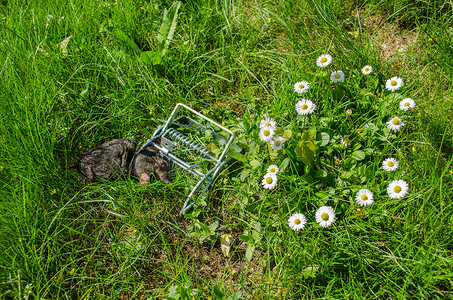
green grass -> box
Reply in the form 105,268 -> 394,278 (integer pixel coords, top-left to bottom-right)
0,0 -> 452,298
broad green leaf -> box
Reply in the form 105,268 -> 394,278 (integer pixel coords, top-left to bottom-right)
296,131 -> 316,165
155,1 -> 180,56
267,143 -> 278,161
228,150 -> 246,163
282,129 -> 292,141
214,286 -> 224,298
300,174 -> 313,184
220,234 -> 232,257
111,28 -> 141,55
140,51 -> 162,65
302,266 -> 319,278
343,158 -> 357,170
209,221 -> 219,233
253,221 -> 261,235
245,245 -> 255,262
239,235 -> 251,243
249,141 -> 258,158
239,169 -> 250,182
308,127 -> 317,138
317,132 -> 330,146
280,157 -> 290,172
315,191 -> 329,199
250,160 -> 261,168
207,142 -> 221,158
315,169 -> 328,178
59,36 -> 71,57
352,150 -> 366,161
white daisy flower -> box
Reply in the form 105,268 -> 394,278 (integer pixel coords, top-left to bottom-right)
361,65 -> 373,75
387,180 -> 409,199
341,135 -> 351,147
270,136 -> 285,151
385,76 -> 403,92
259,127 -> 275,142
262,172 -> 278,190
316,54 -> 332,68
386,117 -> 405,132
294,81 -> 310,94
330,70 -> 345,83
295,99 -> 316,115
382,157 -> 399,172
259,117 -> 277,130
315,206 -> 336,228
355,189 -> 374,206
399,98 -> 416,111
288,213 -> 307,231
266,165 -> 279,174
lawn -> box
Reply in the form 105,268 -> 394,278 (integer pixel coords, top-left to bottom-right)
0,0 -> 452,298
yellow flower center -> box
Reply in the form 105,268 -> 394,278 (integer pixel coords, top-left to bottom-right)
388,161 -> 394,167
343,137 -> 349,144
361,195 -> 368,200
264,130 -> 270,136
274,140 -> 281,146
404,102 -> 410,107
301,104 -> 308,110
294,219 -> 301,224
299,84 -> 304,89
335,74 -> 340,79
321,212 -> 329,221
394,186 -> 401,193
365,68 -> 369,71
265,122 -> 270,126
269,168 -> 275,173
320,57 -> 327,63
392,118 -> 399,125
391,80 -> 397,86
266,177 -> 273,184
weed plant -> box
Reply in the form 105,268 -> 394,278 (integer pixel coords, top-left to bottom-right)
0,0 -> 452,299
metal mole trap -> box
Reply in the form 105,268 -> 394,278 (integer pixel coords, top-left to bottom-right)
137,103 -> 235,215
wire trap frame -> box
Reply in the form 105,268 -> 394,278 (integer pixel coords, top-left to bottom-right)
137,103 -> 235,215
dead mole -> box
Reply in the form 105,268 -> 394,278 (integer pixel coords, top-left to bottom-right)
69,139 -> 138,181
69,138 -> 171,184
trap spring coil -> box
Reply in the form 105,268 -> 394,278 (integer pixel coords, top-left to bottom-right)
166,128 -> 212,158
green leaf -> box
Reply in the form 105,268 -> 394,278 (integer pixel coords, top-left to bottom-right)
140,51 -> 162,65
296,131 -> 316,165
245,245 -> 255,262
214,286 -> 224,299
250,160 -> 261,169
315,170 -> 327,178
209,221 -> 219,233
155,1 -> 181,56
315,191 -> 329,199
239,169 -> 250,182
267,143 -> 278,161
111,28 -> 141,55
228,150 -> 246,163
249,141 -> 258,158
302,266 -> 319,278
317,132 -> 330,147
343,158 -> 357,170
282,129 -> 293,141
352,150 -> 366,161
59,36 -> 71,57
220,234 -> 232,257
300,174 -> 313,184
280,157 -> 290,172
239,235 -> 251,243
